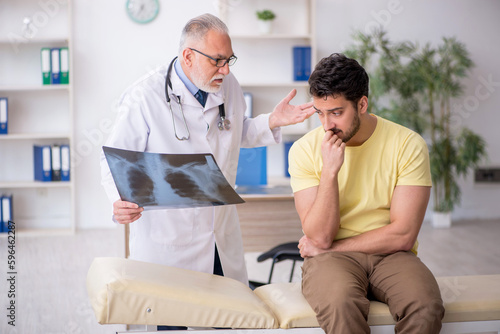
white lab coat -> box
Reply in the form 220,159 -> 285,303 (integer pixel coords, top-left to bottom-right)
100,62 -> 281,284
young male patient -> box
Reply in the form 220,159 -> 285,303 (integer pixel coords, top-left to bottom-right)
289,53 -> 444,334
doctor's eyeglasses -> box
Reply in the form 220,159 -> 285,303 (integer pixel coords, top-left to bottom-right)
189,48 -> 237,67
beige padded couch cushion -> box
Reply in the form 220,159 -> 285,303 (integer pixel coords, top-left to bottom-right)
254,282 -> 316,329
253,283 -> 393,328
437,275 -> 500,323
86,257 -> 278,328
254,275 -> 500,328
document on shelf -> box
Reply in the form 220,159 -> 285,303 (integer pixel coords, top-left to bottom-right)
60,144 -> 70,181
59,47 -> 69,84
51,145 -> 62,181
1,195 -> 12,233
103,146 -> 245,210
0,97 -> 7,134
33,145 -> 52,182
243,92 -> 252,118
50,48 -> 60,84
40,48 -> 51,85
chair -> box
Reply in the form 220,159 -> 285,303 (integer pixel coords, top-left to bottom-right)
256,241 -> 303,285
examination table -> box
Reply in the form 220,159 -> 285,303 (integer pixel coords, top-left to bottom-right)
87,257 -> 500,333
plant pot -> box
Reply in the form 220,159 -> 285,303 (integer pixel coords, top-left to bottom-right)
258,20 -> 273,34
432,211 -> 452,228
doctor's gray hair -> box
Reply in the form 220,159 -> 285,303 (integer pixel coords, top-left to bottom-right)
179,13 -> 229,53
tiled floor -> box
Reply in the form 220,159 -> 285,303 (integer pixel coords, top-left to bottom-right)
1,219 -> 499,334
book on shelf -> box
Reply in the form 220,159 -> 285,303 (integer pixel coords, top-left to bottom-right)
284,141 -> 294,178
60,47 -> 70,84
293,46 -> 311,81
0,97 -> 7,134
61,144 -> 70,181
0,195 -> 13,233
51,48 -> 60,84
235,147 -> 267,186
41,48 -> 51,85
243,92 -> 253,118
34,145 -> 52,182
51,145 -> 62,181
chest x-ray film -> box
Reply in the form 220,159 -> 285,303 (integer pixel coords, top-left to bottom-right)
103,146 -> 245,209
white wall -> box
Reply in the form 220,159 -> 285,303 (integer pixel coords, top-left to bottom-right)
314,0 -> 500,221
72,0 -> 500,229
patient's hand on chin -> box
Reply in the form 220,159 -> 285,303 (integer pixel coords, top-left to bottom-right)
298,235 -> 329,258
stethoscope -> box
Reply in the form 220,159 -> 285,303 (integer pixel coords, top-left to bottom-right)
165,57 -> 230,141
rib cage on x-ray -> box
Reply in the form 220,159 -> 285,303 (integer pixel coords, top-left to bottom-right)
103,146 -> 244,209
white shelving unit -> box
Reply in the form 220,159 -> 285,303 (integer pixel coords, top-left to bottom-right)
218,0 -> 318,178
0,1 -> 75,234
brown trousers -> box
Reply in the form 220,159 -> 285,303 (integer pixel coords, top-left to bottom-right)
301,251 -> 444,334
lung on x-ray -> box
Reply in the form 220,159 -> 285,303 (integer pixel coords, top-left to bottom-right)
103,146 -> 245,210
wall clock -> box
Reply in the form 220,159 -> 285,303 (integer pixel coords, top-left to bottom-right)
126,0 -> 160,24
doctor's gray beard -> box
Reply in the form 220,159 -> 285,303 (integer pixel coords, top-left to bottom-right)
191,65 -> 224,94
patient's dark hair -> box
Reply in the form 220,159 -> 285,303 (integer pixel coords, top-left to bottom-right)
309,53 -> 369,104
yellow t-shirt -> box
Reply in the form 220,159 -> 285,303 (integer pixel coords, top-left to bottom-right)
288,115 -> 431,253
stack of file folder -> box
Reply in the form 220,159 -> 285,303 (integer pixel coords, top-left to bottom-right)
34,144 -> 70,182
0,195 -> 13,233
40,47 -> 69,85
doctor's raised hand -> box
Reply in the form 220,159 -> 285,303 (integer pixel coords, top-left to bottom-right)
113,200 -> 144,224
268,89 -> 315,129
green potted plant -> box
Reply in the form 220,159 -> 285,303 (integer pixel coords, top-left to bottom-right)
256,9 -> 276,34
345,29 -> 487,228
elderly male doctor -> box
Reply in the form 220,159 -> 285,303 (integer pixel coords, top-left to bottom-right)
100,13 -> 314,285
